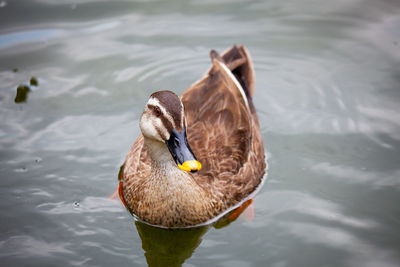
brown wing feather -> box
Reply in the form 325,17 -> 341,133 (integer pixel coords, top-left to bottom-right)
123,134 -> 151,190
182,46 -> 265,207
183,61 -> 251,175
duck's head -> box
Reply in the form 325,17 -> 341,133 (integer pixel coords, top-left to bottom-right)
139,90 -> 202,173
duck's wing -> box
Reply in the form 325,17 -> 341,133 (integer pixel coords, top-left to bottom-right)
182,46 -> 265,194
123,134 -> 151,182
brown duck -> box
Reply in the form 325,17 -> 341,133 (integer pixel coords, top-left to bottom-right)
121,45 -> 266,228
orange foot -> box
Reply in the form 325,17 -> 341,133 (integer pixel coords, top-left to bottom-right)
109,188 -> 118,200
228,198 -> 254,221
241,201 -> 255,221
109,182 -> 126,208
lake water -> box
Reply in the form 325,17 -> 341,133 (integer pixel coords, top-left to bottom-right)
1,0 -> 400,266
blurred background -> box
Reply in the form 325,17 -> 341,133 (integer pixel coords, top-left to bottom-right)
0,0 -> 399,266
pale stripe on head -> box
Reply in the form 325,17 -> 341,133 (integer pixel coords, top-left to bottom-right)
140,91 -> 185,142
149,91 -> 184,132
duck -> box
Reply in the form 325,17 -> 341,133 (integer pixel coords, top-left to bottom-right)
121,45 -> 266,228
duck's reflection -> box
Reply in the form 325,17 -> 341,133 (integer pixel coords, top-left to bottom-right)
135,222 -> 209,267
134,199 -> 253,267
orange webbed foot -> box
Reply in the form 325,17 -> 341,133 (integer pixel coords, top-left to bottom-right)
109,182 -> 126,208
227,198 -> 254,221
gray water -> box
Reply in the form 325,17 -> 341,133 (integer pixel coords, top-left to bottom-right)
1,0 -> 400,266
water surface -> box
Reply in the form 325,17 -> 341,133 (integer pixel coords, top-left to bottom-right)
1,0 -> 400,266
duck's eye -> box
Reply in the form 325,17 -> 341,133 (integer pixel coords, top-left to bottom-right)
154,106 -> 162,117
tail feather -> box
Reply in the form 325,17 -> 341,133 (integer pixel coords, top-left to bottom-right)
221,45 -> 255,99
209,45 -> 256,114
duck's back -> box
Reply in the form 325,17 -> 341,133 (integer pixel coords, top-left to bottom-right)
182,45 -> 266,207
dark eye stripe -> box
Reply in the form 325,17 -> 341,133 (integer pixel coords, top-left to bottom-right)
148,104 -> 173,133
154,125 -> 167,140
148,104 -> 161,115
150,91 -> 183,132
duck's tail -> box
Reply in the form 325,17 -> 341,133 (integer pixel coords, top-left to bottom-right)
210,45 -> 255,100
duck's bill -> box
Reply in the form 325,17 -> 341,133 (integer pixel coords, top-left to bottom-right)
165,128 -> 202,173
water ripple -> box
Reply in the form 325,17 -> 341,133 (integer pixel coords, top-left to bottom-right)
0,235 -> 73,258
0,29 -> 63,49
37,197 -> 123,215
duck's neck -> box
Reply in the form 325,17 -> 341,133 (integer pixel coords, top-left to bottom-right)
143,138 -> 177,173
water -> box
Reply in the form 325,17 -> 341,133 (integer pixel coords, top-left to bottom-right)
1,0 -> 400,266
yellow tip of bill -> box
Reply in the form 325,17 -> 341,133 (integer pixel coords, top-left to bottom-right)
178,160 -> 202,172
